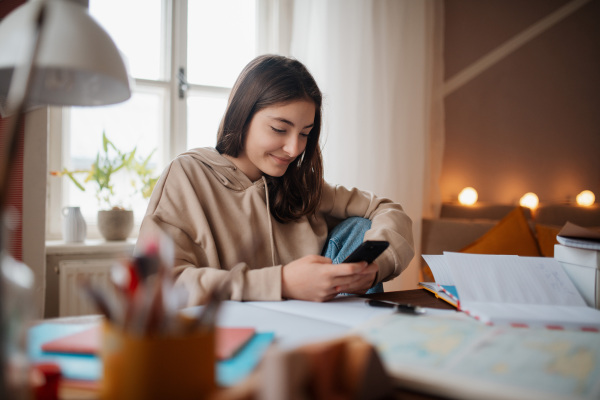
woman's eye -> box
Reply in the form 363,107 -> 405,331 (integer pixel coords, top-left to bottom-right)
300,132 -> 310,138
271,126 -> 285,133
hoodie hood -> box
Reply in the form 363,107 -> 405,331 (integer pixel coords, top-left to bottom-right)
180,147 -> 258,192
180,147 -> 276,265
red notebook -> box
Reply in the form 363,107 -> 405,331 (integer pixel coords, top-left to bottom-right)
41,325 -> 256,361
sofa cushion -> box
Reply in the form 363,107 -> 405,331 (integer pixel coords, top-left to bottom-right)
460,207 -> 541,256
535,224 -> 561,257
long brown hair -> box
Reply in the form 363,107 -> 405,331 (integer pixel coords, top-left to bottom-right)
216,55 -> 324,223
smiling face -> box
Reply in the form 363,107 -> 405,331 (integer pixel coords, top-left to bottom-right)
231,100 -> 316,181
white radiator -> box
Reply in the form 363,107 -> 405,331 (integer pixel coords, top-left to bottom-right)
58,259 -> 115,317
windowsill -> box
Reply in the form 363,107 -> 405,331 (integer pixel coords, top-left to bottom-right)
45,238 -> 137,255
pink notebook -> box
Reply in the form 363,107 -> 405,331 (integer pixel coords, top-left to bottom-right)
41,325 -> 256,361
215,327 -> 255,360
41,326 -> 100,355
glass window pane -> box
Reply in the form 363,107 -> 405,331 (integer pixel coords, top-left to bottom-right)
67,89 -> 165,223
187,0 -> 256,87
89,0 -> 164,80
187,94 -> 228,149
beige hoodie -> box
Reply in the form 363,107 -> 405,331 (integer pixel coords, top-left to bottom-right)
137,147 -> 414,305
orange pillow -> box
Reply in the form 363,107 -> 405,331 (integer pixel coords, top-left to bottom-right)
461,207 -> 541,256
535,224 -> 560,257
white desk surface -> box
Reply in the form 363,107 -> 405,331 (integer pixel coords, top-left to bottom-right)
182,295 -> 453,349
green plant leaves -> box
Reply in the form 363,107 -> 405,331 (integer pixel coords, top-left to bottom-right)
50,132 -> 159,209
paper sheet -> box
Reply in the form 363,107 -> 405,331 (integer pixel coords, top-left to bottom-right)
443,253 -> 586,306
422,254 -> 455,285
245,296 -> 394,328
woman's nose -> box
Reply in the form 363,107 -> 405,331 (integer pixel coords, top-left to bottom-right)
283,135 -> 302,157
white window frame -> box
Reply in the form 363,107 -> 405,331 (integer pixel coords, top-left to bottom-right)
46,0 -> 292,240
46,0 -> 288,241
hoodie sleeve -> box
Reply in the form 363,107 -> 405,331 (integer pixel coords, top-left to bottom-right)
319,182 -> 415,284
138,214 -> 283,305
136,158 -> 283,306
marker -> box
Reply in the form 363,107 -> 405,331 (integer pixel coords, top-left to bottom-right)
365,299 -> 426,315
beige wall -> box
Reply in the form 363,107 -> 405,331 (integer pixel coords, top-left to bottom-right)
442,0 -> 600,205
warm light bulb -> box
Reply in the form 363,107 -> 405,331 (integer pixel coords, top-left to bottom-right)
458,187 -> 478,206
576,190 -> 595,207
519,192 -> 539,210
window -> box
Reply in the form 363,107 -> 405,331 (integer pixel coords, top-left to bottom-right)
47,0 -> 265,240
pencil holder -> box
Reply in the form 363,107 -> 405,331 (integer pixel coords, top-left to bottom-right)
100,322 -> 216,400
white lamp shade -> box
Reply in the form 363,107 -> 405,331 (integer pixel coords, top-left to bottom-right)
0,0 -> 131,110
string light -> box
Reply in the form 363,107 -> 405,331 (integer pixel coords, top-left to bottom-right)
458,187 -> 478,206
576,190 -> 595,207
519,192 -> 539,210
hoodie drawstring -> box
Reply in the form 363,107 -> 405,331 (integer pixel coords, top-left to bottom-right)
262,176 -> 276,266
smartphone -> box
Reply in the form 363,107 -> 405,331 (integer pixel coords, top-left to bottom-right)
342,240 -> 389,264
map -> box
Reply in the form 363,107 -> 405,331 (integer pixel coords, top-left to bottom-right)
354,313 -> 600,399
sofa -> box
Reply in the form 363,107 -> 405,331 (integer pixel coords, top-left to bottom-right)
420,203 -> 600,280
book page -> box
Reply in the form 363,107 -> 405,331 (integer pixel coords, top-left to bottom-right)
422,254 -> 455,285
443,253 -> 586,306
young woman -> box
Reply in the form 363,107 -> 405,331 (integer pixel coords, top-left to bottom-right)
137,55 -> 414,305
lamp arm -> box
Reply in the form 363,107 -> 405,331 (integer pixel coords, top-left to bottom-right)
0,2 -> 48,397
0,0 -> 47,211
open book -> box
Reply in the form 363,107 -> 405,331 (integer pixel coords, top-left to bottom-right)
422,253 -> 600,331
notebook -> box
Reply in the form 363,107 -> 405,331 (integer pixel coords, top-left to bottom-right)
422,253 -> 600,331
557,222 -> 600,251
41,324 -> 256,361
418,282 -> 459,308
30,322 -> 272,387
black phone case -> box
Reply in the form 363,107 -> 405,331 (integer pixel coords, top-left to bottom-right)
342,240 -> 389,264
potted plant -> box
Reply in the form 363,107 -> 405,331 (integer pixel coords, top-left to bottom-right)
51,132 -> 158,241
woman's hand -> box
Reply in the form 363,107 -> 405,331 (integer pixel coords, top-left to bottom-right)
281,254 -> 379,302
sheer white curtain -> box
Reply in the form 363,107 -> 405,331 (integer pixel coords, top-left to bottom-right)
287,0 -> 445,290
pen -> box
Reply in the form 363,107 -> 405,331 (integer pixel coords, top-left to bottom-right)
365,299 -> 426,315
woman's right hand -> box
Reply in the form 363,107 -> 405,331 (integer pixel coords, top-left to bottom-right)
281,254 -> 378,302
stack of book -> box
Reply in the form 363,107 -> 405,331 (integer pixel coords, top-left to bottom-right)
554,222 -> 600,309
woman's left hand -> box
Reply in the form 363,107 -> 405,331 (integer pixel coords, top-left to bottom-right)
335,261 -> 379,295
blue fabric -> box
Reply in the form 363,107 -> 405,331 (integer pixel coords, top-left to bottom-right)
322,217 -> 384,294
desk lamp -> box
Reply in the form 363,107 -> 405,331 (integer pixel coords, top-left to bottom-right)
0,0 -> 131,396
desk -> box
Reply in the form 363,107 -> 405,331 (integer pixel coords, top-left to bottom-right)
209,290 -> 457,400
35,289 -> 453,400
365,290 -> 456,400
35,289 -> 600,400
363,288 -> 455,310
40,290 -> 600,400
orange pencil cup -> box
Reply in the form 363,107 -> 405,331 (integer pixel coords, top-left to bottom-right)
100,322 -> 216,400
